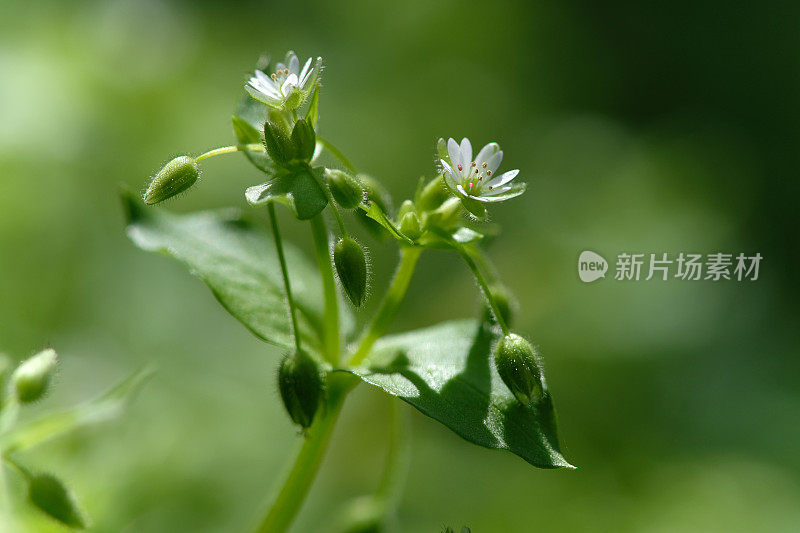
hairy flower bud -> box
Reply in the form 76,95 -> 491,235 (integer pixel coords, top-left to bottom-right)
144,156 -> 199,205
263,117 -> 295,166
400,211 -> 422,240
278,349 -> 323,428
291,118 -> 316,162
397,199 -> 415,220
334,237 -> 368,307
418,175 -> 450,212
28,473 -> 89,529
12,348 -> 57,403
493,334 -> 543,406
326,169 -> 363,209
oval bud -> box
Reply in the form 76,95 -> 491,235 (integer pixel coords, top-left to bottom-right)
493,334 -> 543,405
418,175 -> 450,212
482,284 -> 516,328
28,473 -> 89,529
144,156 -> 199,205
12,348 -> 57,403
291,118 -> 316,162
326,169 -> 363,209
263,118 -> 295,166
397,199 -> 416,220
426,197 -> 462,230
400,211 -> 422,240
278,349 -> 323,428
334,237 -> 369,307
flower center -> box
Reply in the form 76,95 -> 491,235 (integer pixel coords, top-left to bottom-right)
460,160 -> 493,194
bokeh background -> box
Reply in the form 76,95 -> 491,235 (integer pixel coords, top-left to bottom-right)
1,0 -> 799,531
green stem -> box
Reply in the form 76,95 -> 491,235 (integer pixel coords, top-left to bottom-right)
375,399 -> 410,505
268,204 -> 302,353
349,247 -> 422,366
455,245 -> 510,336
195,143 -> 264,162
310,215 -> 340,364
316,137 -> 357,174
254,375 -> 355,533
308,168 -> 348,236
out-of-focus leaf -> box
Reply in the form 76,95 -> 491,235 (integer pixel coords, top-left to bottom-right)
0,367 -> 153,454
245,167 -> 328,220
346,320 -> 573,469
28,473 -> 89,529
451,227 -> 483,244
122,192 -> 342,350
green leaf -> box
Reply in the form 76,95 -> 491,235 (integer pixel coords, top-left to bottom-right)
233,96 -> 272,173
451,227 -> 483,244
346,320 -> 573,469
28,473 -> 89,529
245,167 -> 328,220
360,202 -> 414,245
1,367 -> 153,454
121,192 -> 349,351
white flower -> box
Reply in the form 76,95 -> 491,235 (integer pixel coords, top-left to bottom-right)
439,138 -> 526,206
245,51 -> 320,110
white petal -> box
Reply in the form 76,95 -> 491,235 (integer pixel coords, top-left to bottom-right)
282,75 -> 298,93
299,57 -> 313,85
456,184 -> 469,196
440,160 -> 458,190
289,54 -> 300,75
484,185 -> 512,196
484,150 -> 503,174
255,70 -> 271,85
460,138 -> 472,164
480,187 -> 526,202
475,142 -> 500,166
485,169 -> 519,189
246,85 -> 279,104
275,62 -> 286,73
447,138 -> 462,169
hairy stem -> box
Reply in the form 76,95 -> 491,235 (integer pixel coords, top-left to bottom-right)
310,215 -> 340,364
455,245 -> 510,336
268,204 -> 302,352
195,143 -> 264,162
316,138 -> 357,174
349,247 -> 422,366
254,374 -> 356,533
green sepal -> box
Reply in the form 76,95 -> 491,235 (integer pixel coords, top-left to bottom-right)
361,202 -> 414,245
460,195 -> 487,221
291,119 -> 316,162
245,167 -> 328,220
306,85 -> 320,129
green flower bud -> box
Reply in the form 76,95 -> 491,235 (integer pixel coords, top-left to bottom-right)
12,348 -> 57,403
144,156 -> 199,205
397,199 -> 416,220
28,473 -> 89,529
278,349 -> 324,428
493,334 -> 543,406
263,117 -> 295,166
326,169 -> 363,209
334,237 -> 369,307
418,175 -> 450,212
400,211 -> 422,240
291,118 -> 316,162
482,283 -> 516,328
426,197 -> 462,230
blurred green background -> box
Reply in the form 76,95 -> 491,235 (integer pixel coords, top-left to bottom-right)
1,0 -> 799,531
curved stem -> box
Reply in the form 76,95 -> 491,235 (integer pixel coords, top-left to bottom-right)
455,245 -> 510,336
316,137 -> 357,174
310,215 -> 340,364
195,143 -> 265,162
268,204 -> 302,352
349,247 -> 422,366
254,375 -> 355,533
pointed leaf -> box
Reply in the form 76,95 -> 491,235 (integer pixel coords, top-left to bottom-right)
245,167 -> 327,220
345,320 -> 573,469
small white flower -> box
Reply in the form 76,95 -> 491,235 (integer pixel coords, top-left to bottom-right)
439,138 -> 525,205
246,51 -> 320,109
